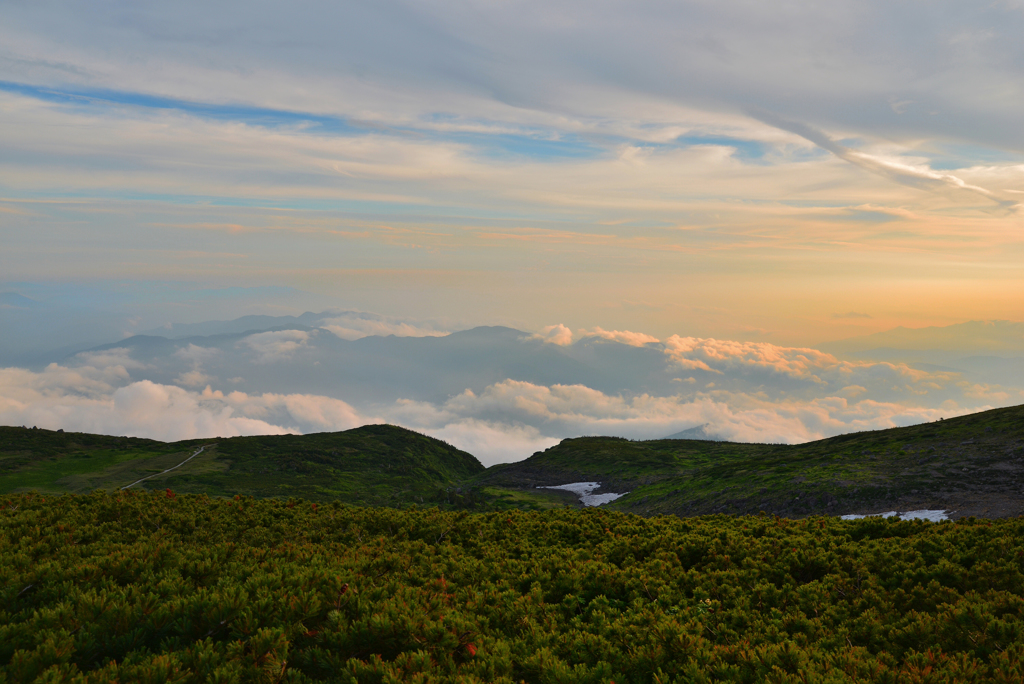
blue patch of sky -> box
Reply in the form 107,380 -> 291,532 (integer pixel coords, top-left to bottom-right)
2,80 -> 818,169
0,80 -> 362,134
2,80 -> 797,167
0,80 -> 608,161
449,131 -> 606,160
465,131 -> 784,163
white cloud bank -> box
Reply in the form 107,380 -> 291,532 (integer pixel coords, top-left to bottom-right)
0,363 -> 988,466
661,335 -> 952,398
0,361 -> 369,443
394,379 -> 983,449
318,312 -> 449,341
3,326 -> 1018,465
241,330 -> 312,363
531,325 -> 659,347
531,324 -> 574,346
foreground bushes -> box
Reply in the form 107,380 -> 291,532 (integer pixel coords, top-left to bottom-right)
1,491 -> 1023,683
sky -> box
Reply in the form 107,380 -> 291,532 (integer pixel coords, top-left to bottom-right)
2,1 -> 1024,462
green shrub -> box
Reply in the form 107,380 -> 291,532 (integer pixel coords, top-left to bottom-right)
2,492 -> 1023,682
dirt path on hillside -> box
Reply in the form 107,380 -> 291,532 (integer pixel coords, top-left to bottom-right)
121,445 -> 210,490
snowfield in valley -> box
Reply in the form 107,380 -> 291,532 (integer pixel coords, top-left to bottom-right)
538,482 -> 629,507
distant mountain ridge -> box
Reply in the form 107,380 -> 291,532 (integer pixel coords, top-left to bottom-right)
139,312 -> 331,338
137,309 -> 452,341
0,292 -> 43,309
662,424 -> 723,441
0,285 -> 332,368
73,324 -> 681,405
821,320 -> 1024,388
823,319 -> 1024,356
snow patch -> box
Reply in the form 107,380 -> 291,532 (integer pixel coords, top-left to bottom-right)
841,509 -> 950,522
538,482 -> 628,507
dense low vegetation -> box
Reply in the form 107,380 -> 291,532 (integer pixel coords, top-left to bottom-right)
2,492 -> 1023,682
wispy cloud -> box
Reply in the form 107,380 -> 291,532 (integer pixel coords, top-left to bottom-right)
2,1 -> 1024,437
659,335 -> 981,404
750,109 -> 1019,213
240,330 -> 311,363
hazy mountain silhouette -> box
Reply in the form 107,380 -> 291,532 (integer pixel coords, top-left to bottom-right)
662,424 -> 723,441
80,325 -> 681,404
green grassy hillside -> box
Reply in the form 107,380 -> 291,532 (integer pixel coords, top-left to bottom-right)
3,402 -> 1024,518
0,424 -> 483,506
473,403 -> 1024,519
2,492 -> 1023,682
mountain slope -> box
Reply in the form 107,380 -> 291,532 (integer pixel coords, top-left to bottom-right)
474,403 -> 1024,519
4,402 -> 1024,517
0,424 -> 484,505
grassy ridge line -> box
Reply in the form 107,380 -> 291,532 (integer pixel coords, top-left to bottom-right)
0,424 -> 485,507
3,402 -> 1024,518
2,492 -> 1023,682
476,403 -> 1024,519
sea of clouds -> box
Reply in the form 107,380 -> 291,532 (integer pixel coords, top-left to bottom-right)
2,321 -> 1017,466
